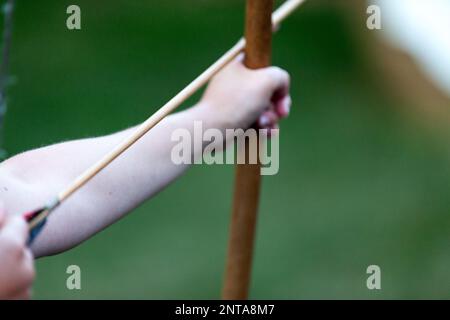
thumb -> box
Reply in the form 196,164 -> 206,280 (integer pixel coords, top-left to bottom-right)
0,215 -> 28,247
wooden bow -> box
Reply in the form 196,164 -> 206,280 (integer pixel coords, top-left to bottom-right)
222,0 -> 274,300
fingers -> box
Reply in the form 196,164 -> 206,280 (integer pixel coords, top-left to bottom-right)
258,110 -> 278,128
9,289 -> 32,300
204,56 -> 293,131
0,215 -> 35,300
0,215 -> 29,252
233,57 -> 291,93
6,246 -> 35,299
251,66 -> 291,129
274,95 -> 292,119
254,67 -> 292,129
7,273 -> 33,300
258,112 -> 280,137
260,66 -> 290,95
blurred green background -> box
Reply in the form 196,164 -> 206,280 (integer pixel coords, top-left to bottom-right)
2,0 -> 450,299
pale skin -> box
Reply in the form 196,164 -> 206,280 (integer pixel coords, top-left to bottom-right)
0,58 -> 291,299
0,208 -> 35,300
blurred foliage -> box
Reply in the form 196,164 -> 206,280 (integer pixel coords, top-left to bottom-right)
1,0 -> 449,299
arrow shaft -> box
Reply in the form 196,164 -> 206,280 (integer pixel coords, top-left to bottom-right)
26,0 -> 307,244
57,0 -> 305,206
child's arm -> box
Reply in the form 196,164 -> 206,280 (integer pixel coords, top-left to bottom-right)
0,207 -> 35,299
0,60 -> 291,258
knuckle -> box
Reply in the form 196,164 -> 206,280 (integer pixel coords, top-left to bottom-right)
272,66 -> 290,81
258,66 -> 290,89
270,66 -> 284,74
275,67 -> 290,83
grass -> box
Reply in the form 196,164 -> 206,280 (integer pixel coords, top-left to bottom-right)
2,0 -> 449,299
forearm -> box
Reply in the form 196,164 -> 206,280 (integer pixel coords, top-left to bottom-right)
0,103 -> 223,257
0,59 -> 291,258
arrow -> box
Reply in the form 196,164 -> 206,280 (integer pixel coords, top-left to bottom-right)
25,0 -> 307,246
